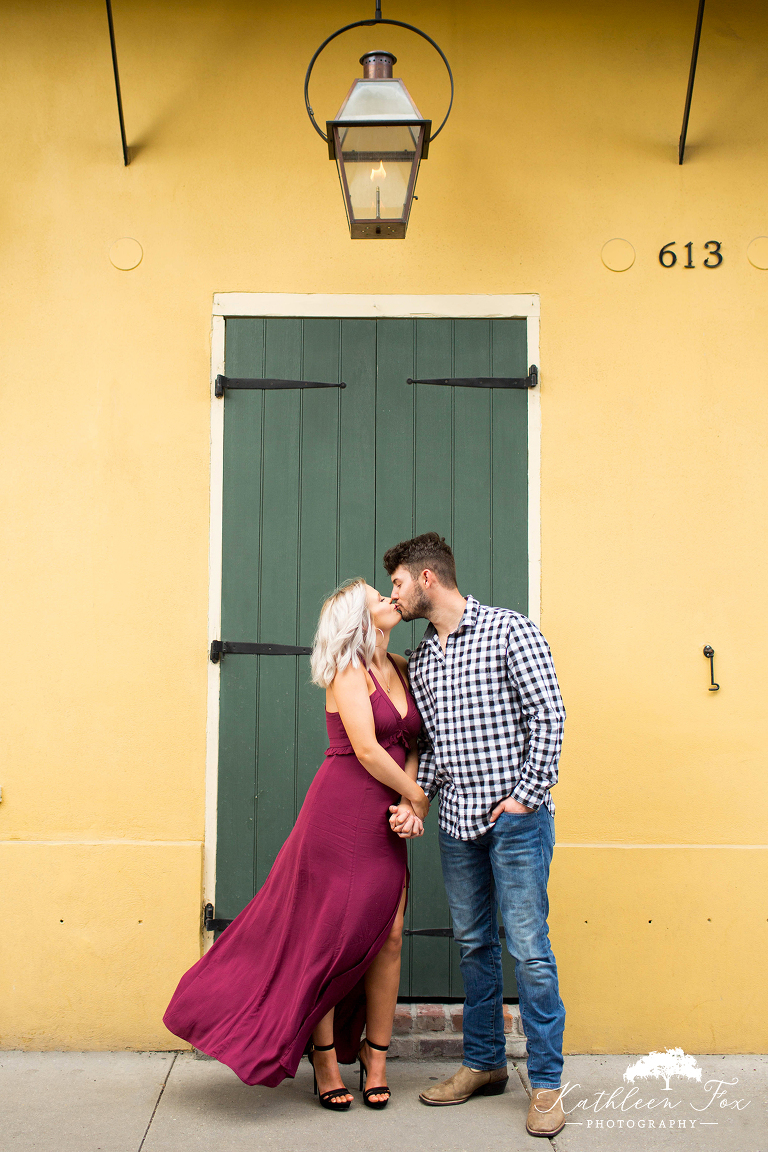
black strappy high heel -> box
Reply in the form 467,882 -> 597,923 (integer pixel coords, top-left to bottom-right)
358,1038 -> 392,1109
308,1043 -> 353,1111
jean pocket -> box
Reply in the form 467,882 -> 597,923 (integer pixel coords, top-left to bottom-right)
496,809 -> 536,824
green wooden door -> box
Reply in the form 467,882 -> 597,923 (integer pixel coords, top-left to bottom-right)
215,315 -> 529,999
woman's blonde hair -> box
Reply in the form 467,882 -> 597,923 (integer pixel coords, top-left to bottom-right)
310,577 -> 375,688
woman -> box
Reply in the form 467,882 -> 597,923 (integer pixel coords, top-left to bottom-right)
163,578 -> 427,1111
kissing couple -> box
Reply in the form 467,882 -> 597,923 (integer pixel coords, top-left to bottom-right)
164,531 -> 567,1138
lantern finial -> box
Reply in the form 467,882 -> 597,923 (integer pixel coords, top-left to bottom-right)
359,50 -> 396,79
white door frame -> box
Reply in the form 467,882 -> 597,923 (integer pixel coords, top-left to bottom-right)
204,293 -> 542,931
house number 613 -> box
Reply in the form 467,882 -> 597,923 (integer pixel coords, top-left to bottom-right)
659,241 -> 723,268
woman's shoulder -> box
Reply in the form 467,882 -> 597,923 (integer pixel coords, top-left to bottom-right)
329,660 -> 376,703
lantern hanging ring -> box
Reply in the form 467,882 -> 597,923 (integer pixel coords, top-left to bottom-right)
304,0 -> 454,145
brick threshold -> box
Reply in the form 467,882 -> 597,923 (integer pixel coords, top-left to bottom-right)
389,1002 -> 526,1060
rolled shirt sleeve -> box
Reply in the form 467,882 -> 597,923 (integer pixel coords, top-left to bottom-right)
416,726 -> 439,801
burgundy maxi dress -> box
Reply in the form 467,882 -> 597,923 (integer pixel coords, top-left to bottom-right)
163,656 -> 421,1087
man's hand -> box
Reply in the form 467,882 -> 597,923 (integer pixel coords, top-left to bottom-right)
389,802 -> 425,838
489,796 -> 536,823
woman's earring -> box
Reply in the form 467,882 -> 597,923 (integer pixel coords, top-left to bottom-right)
376,628 -> 385,640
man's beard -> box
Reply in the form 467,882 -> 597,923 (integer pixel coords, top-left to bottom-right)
396,586 -> 432,622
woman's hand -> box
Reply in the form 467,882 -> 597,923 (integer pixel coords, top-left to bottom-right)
390,794 -> 429,829
411,790 -> 429,823
388,801 -> 425,838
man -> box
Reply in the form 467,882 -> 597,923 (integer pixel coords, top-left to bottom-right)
384,532 -> 567,1139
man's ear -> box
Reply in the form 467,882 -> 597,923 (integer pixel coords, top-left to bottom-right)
421,568 -> 434,588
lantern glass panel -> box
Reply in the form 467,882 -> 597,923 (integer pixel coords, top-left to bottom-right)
337,124 -> 420,222
336,78 -> 423,121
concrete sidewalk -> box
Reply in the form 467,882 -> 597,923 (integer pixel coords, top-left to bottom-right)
2,1051 -> 765,1152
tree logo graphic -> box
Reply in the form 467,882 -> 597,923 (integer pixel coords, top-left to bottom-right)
624,1049 -> 703,1092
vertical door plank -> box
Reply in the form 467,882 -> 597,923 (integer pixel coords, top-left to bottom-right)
216,659 -> 257,918
254,319 -> 303,886
406,819 -> 453,998
414,319 -> 453,541
491,318 -> 526,999
216,319 -> 266,918
375,319 -> 416,653
453,320 -> 492,605
296,319 -> 342,809
221,319 -> 265,639
450,320 -> 493,998
339,320 -> 377,583
376,318 -> 418,995
407,315 -> 454,995
298,319 -> 341,641
491,319 -> 528,612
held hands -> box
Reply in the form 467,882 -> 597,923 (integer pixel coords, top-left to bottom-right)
489,796 -> 535,823
388,797 -> 428,838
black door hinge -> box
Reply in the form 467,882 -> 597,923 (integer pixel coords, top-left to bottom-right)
215,376 -> 347,398
407,366 -> 538,390
210,641 -> 312,663
202,903 -> 505,940
203,903 -> 233,933
403,926 -> 506,938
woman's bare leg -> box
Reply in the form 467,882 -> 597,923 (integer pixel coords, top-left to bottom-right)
362,886 -> 407,1102
311,1008 -> 353,1103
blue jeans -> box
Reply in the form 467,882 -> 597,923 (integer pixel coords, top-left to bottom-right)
439,805 -> 565,1089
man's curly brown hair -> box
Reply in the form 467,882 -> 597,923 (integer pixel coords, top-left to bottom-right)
382,532 -> 458,589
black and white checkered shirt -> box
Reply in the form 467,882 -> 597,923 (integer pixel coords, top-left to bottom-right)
407,596 -> 566,841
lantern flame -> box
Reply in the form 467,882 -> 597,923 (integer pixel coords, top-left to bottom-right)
370,161 -> 387,181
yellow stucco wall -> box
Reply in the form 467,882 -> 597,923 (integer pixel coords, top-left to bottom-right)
1,0 -> 766,1051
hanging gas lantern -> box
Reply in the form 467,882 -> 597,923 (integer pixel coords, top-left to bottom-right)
304,3 -> 453,239
327,50 -> 428,239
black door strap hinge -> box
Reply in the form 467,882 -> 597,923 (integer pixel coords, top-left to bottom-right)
202,904 -> 505,939
204,903 -> 232,933
215,375 -> 347,398
404,926 -> 506,938
407,365 -> 538,389
404,928 -> 453,937
210,641 -> 313,663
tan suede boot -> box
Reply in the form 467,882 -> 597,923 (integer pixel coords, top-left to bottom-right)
419,1064 -> 508,1106
526,1088 -> 566,1137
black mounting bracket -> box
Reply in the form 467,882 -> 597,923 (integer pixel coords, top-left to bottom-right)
406,365 -> 538,389
679,0 -> 706,164
106,0 -> 130,166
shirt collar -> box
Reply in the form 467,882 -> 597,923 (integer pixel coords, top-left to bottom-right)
454,595 -> 479,633
417,594 -> 478,648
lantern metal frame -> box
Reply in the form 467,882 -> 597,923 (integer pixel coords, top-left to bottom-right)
303,1 -> 454,149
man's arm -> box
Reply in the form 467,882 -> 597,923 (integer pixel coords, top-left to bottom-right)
504,615 -> 566,810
